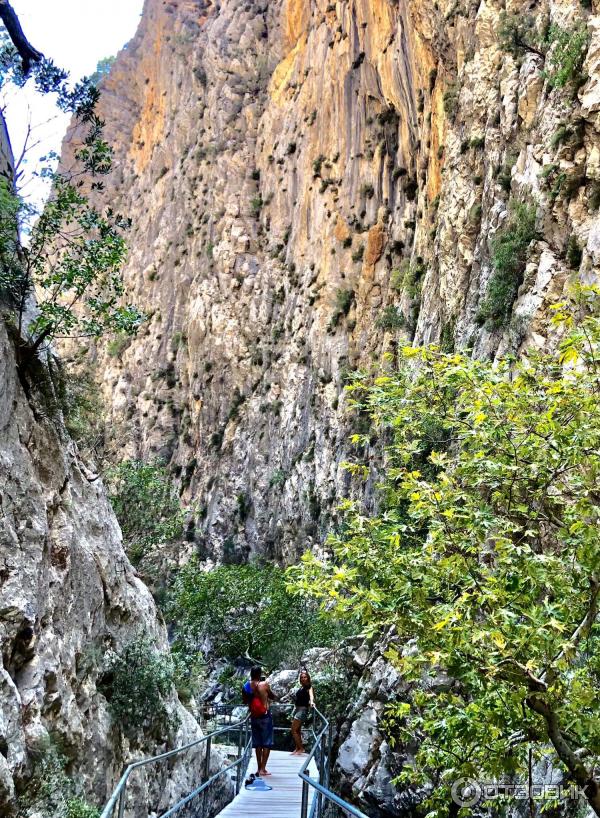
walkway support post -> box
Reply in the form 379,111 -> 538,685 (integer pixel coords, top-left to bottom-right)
327,723 -> 334,788
235,722 -> 243,794
117,789 -> 125,818
301,778 -> 310,818
318,735 -> 326,817
201,735 -> 212,818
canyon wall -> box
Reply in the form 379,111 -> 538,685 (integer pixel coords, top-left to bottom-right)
67,0 -> 600,563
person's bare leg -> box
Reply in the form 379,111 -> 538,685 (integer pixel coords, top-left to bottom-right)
291,719 -> 304,754
254,748 -> 262,775
261,747 -> 272,775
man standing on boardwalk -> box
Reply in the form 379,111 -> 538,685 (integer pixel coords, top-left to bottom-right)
242,666 -> 278,776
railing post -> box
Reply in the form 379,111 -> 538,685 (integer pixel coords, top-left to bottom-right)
236,721 -> 244,794
117,787 -> 125,818
201,735 -> 212,818
327,724 -> 333,788
317,735 -> 327,818
301,779 -> 309,818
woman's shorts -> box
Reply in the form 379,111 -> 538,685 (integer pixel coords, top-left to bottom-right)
293,707 -> 309,724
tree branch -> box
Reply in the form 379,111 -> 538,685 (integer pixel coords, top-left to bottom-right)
542,577 -> 600,685
0,0 -> 43,74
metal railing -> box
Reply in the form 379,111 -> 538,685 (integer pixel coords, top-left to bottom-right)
299,706 -> 369,818
100,702 -> 369,818
99,714 -> 251,818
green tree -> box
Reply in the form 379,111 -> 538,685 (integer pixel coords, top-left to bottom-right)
89,55 -> 115,86
106,459 -> 184,564
291,285 -> 600,817
168,561 -> 352,668
1,177 -> 142,366
498,12 -> 546,60
0,21 -> 143,373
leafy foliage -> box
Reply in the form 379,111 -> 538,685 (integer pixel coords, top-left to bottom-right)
89,56 -> 115,86
0,31 -> 142,370
376,305 -> 405,330
498,12 -> 545,60
544,23 -> 590,90
61,367 -> 105,459
106,459 -> 184,564
498,13 -> 590,93
65,800 -> 100,818
291,285 -> 600,816
311,665 -> 355,722
17,742 -> 99,818
330,288 -> 355,328
476,200 -> 537,329
168,562 -> 353,668
100,638 -> 177,736
443,84 -> 459,119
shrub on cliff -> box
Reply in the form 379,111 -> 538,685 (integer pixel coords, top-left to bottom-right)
476,200 -> 537,329
291,285 -> 600,817
106,459 -> 185,564
100,638 -> 178,737
499,13 -> 590,94
544,23 -> 590,90
17,741 -> 99,818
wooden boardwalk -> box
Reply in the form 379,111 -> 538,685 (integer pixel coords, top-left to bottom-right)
217,750 -> 318,818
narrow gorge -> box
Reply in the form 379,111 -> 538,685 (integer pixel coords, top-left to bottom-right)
1,0 -> 600,816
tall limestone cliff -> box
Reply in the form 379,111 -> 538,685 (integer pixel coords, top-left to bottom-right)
64,0 -> 600,564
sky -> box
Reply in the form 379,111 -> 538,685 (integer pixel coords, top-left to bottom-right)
1,0 -> 145,205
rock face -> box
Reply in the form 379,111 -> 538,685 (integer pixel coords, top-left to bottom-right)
0,311 -> 234,813
62,0 -> 600,566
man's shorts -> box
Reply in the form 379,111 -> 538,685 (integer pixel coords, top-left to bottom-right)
251,711 -> 274,748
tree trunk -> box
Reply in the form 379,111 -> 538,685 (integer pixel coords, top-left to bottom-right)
526,695 -> 600,816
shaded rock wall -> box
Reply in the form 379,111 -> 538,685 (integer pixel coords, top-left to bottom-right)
0,318 -> 231,813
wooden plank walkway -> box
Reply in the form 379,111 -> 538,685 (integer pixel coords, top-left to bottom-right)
217,750 -> 318,818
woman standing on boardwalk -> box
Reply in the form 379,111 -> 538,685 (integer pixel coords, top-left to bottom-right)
290,669 -> 314,755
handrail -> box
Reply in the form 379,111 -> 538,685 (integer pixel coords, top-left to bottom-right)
298,706 -> 369,818
100,715 -> 251,818
100,701 -> 370,818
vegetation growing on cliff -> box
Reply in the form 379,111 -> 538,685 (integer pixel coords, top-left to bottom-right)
107,459 -> 185,564
17,742 -> 99,818
292,285 -> 600,817
476,200 -> 537,329
100,638 -> 178,737
499,13 -> 590,93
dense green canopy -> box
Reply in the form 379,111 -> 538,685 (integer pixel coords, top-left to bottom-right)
291,285 -> 600,816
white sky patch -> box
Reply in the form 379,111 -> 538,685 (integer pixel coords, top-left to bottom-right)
1,0 -> 144,207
